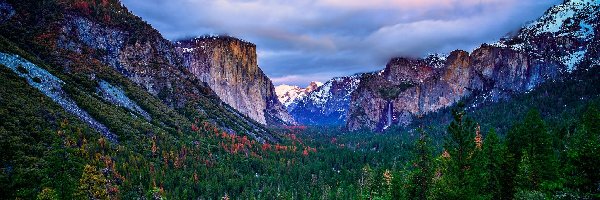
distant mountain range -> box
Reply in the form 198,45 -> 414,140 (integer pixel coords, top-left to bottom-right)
277,0 -> 599,131
277,75 -> 362,125
1,0 -> 598,135
275,81 -> 322,111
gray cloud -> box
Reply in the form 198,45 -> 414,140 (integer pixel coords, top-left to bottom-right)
121,0 -> 559,86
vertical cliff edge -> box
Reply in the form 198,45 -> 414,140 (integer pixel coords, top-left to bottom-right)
175,36 -> 295,126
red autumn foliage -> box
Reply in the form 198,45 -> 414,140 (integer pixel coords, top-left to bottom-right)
103,14 -> 111,24
151,136 -> 158,156
73,1 -> 91,16
108,186 -> 119,196
262,143 -> 271,151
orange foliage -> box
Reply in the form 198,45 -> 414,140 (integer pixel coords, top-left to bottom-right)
474,124 -> 483,149
151,136 -> 158,156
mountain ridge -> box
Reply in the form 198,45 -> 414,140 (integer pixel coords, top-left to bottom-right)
345,0 -> 599,131
0,0 -> 286,143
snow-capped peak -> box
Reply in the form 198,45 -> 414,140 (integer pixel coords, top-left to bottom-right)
492,0 -> 598,72
275,81 -> 323,110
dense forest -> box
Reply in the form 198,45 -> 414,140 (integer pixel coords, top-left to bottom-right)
0,0 -> 599,199
1,61 -> 599,199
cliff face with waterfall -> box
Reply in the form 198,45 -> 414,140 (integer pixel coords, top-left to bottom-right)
346,0 -> 599,131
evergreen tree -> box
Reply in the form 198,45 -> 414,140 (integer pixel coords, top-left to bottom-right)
407,129 -> 434,200
358,164 -> 374,199
443,106 -> 478,199
480,129 -> 505,200
507,109 -> 558,195
565,105 -> 600,197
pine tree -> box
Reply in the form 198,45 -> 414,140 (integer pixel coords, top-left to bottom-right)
481,129 -> 505,200
507,109 -> 557,195
443,106 -> 478,198
565,105 -> 600,196
468,128 -> 489,200
407,129 -> 434,200
382,169 -> 393,199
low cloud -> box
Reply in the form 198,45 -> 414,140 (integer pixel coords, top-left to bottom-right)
122,0 -> 558,86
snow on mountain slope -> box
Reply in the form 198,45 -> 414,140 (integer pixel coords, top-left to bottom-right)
494,0 -> 599,72
275,81 -> 322,111
289,74 -> 363,125
347,0 -> 600,131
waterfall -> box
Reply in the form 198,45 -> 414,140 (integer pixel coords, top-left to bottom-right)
387,101 -> 392,127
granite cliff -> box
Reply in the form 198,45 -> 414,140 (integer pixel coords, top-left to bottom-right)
347,0 -> 599,131
176,36 -> 295,126
0,0 -> 283,142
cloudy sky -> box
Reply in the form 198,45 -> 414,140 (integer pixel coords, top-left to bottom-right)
121,0 -> 558,86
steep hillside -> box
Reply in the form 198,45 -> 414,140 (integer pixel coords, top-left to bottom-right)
175,36 -> 295,126
0,0 -> 279,142
347,0 -> 599,131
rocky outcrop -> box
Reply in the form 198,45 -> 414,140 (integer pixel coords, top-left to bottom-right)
175,36 -> 295,126
290,74 -> 362,125
347,0 -> 599,131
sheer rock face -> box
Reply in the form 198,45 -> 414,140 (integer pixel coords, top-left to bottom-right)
24,8 -> 279,142
347,0 -> 598,131
347,47 -> 558,131
175,37 -> 295,126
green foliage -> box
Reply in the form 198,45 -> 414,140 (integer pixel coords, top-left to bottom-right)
479,129 -> 506,199
564,105 -> 600,197
507,109 -> 558,193
407,129 -> 434,200
37,188 -> 59,200
378,82 -> 413,100
438,106 -> 479,199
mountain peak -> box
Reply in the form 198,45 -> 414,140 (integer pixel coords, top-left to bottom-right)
275,81 -> 323,111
